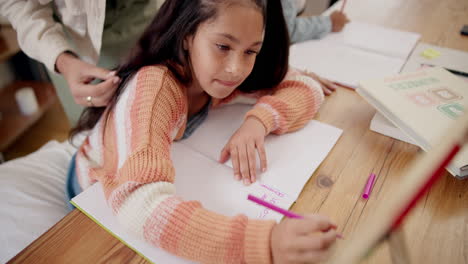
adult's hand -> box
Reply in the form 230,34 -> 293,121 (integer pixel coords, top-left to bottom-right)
55,52 -> 120,107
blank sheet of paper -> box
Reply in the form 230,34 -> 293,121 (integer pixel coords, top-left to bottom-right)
171,143 -> 296,220
342,22 -> 420,59
290,41 -> 405,88
180,104 -> 343,197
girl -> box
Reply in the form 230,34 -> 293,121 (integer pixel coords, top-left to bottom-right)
69,0 -> 339,263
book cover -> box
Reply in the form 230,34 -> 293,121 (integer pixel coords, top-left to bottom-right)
357,67 -> 468,178
368,42 -> 468,147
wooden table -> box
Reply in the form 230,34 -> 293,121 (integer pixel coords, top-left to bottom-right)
9,0 -> 468,263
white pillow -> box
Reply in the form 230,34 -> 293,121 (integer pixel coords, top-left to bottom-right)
0,138 -> 81,262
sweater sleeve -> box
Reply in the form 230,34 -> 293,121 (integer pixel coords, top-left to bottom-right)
101,67 -> 276,264
0,0 -> 75,72
244,68 -> 325,135
281,0 -> 332,43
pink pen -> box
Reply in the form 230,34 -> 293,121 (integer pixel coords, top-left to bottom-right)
247,194 -> 343,238
248,194 -> 302,219
362,173 -> 376,199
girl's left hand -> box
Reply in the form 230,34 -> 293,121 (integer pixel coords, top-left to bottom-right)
300,70 -> 339,96
219,117 -> 267,185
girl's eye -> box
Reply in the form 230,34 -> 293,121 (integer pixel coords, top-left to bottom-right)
245,50 -> 259,55
216,44 -> 230,51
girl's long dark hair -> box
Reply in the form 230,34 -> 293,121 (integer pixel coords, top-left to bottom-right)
70,0 -> 290,139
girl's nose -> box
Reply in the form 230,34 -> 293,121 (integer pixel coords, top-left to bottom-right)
225,55 -> 242,77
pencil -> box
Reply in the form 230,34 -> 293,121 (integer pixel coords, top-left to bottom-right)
421,63 -> 468,78
340,0 -> 347,12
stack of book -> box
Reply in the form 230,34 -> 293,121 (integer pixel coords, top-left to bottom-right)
357,67 -> 468,178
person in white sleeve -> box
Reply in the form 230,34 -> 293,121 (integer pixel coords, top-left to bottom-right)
0,0 -> 165,124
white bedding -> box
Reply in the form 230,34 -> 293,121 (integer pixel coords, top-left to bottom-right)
0,138 -> 82,263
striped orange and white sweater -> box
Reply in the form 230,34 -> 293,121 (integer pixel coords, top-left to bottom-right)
75,65 -> 324,263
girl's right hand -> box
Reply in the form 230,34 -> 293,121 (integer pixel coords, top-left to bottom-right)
270,215 -> 339,264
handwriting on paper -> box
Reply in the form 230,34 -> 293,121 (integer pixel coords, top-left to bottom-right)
251,183 -> 293,219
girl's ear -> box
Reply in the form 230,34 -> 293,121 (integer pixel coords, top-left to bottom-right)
183,37 -> 189,51
183,35 -> 194,51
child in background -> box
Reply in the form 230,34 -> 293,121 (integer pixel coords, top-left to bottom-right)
68,0 -> 339,263
282,0 -> 350,43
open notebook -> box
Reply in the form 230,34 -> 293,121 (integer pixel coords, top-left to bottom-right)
289,21 -> 420,89
72,104 -> 343,263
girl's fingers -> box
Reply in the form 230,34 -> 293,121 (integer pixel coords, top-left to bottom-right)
303,230 -> 338,250
302,70 -> 337,95
296,250 -> 330,263
287,233 -> 336,262
238,144 -> 251,185
256,140 -> 267,172
318,229 -> 338,249
319,77 -> 338,92
295,231 -> 337,251
295,236 -> 321,251
247,141 -> 257,182
231,146 -> 241,181
219,146 -> 230,164
293,215 -> 337,235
